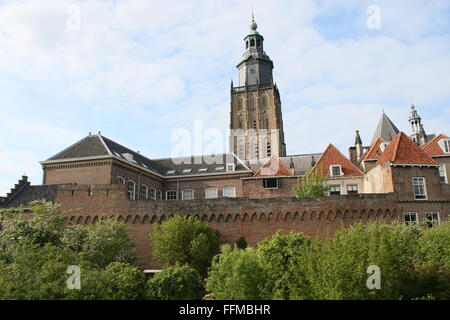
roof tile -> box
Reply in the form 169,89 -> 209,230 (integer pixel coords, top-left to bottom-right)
312,144 -> 364,177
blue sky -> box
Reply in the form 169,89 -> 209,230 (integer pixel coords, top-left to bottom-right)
1,0 -> 450,195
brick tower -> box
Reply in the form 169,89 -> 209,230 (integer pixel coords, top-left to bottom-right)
229,15 -> 286,161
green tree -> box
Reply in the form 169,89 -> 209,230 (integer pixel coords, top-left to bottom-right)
419,222 -> 450,270
205,245 -> 271,300
150,216 -> 220,276
235,236 -> 247,250
258,231 -> 312,299
147,264 -> 204,300
80,218 -> 137,268
61,225 -> 89,253
292,168 -> 329,198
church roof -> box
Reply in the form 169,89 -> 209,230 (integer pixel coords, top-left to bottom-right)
44,134 -> 251,177
359,138 -> 385,162
312,144 -> 364,178
376,132 -> 438,166
422,133 -> 450,156
371,112 -> 400,144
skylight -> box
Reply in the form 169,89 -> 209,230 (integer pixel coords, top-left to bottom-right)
167,170 -> 176,175
198,168 -> 208,172
215,166 -> 225,171
182,168 -> 192,173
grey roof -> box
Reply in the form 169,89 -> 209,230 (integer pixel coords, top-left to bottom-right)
246,153 -> 322,176
45,134 -> 251,177
1,185 -> 58,209
371,113 -> 400,145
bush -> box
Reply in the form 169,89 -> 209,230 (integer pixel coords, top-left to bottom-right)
149,216 -> 220,276
206,245 -> 271,300
235,237 -> 247,249
147,264 -> 204,300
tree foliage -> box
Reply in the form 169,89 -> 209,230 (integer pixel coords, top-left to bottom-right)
149,216 -> 220,276
147,264 -> 204,300
292,168 -> 329,198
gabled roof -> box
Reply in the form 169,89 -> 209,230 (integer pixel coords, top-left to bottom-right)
45,134 -> 251,177
422,134 -> 450,156
312,144 -> 364,178
253,156 -> 293,177
247,153 -> 321,176
376,132 -> 438,166
359,138 -> 385,162
371,112 -> 400,144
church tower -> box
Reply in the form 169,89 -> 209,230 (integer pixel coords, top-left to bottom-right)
229,16 -> 286,161
409,104 -> 427,146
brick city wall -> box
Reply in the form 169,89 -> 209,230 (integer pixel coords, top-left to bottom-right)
53,184 -> 450,269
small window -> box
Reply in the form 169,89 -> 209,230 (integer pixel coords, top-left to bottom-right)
215,167 -> 225,171
182,168 -> 192,173
250,39 -> 255,47
330,165 -> 342,177
205,188 -> 218,199
443,140 -> 450,153
403,212 -> 418,225
347,185 -> 358,195
412,177 -> 427,200
438,165 -> 447,184
223,187 -> 236,198
198,168 -> 208,172
167,170 -> 176,175
263,178 -> 279,189
166,190 -> 177,200
425,212 -> 440,228
182,189 -> 194,200
117,176 -> 125,184
157,190 -> 162,200
226,163 -> 235,172
149,188 -> 156,200
330,185 -> 341,195
127,180 -> 136,200
140,184 -> 149,200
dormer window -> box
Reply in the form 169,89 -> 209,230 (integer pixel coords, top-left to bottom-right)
182,168 -> 192,173
166,170 -> 176,175
215,166 -> 225,171
226,163 -> 235,172
443,139 -> 450,153
198,168 -> 208,172
122,153 -> 134,162
330,165 -> 343,177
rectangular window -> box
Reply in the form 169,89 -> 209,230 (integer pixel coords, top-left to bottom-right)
182,189 -> 194,200
412,177 -> 427,200
263,178 -> 279,189
205,188 -> 218,199
166,190 -> 177,200
425,212 -> 440,228
149,188 -> 156,200
347,185 -> 358,195
439,165 -> 447,184
223,187 -> 236,198
403,212 -> 418,225
330,185 -> 341,195
226,163 -> 235,172
330,165 -> 342,177
444,140 -> 450,153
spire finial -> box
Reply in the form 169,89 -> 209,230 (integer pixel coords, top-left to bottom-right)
249,5 -> 257,31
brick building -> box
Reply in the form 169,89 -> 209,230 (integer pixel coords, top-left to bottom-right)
1,17 -> 449,269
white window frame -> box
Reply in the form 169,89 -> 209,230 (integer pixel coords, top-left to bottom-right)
223,186 -> 236,198
140,184 -> 149,200
149,187 -> 156,200
440,139 -> 450,153
226,163 -> 235,172
182,189 -> 194,200
117,176 -> 125,184
330,185 -> 341,195
425,211 -> 440,228
438,165 -> 447,184
403,212 -> 418,225
412,177 -> 427,200
347,185 -> 358,194
166,190 -> 177,200
330,165 -> 343,177
127,180 -> 136,200
205,188 -> 218,199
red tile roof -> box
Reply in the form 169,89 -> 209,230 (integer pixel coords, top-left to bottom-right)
312,144 -> 364,178
422,134 -> 449,156
376,132 -> 438,166
359,138 -> 385,162
254,156 -> 294,177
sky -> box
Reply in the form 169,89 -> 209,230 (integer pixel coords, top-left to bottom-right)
1,0 -> 450,195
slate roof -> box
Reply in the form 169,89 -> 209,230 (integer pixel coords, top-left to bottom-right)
45,134 -> 251,177
376,132 -> 439,166
371,112 -> 400,144
1,185 -> 59,209
422,134 -> 450,156
312,144 -> 364,178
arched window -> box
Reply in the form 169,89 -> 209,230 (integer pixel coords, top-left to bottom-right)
246,41 -> 249,49
238,114 -> 244,129
256,39 -> 261,47
261,95 -> 267,108
127,180 -> 136,200
157,190 -> 162,200
140,184 -> 148,200
117,176 -> 125,184
149,188 -> 156,200
249,96 -> 254,110
182,189 -> 194,200
166,190 -> 177,200
237,98 -> 243,111
250,39 -> 255,47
